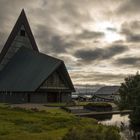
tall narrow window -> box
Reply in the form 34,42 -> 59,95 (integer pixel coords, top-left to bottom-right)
20,29 -> 25,36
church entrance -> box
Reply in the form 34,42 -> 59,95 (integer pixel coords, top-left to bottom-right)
27,93 -> 30,103
47,92 -> 60,102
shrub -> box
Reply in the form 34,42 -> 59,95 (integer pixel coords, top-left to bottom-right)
62,125 -> 120,140
84,102 -> 112,111
31,108 -> 39,112
66,100 -> 78,106
130,106 -> 140,125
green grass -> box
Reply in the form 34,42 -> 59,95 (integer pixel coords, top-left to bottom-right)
0,103 -> 96,140
85,102 -> 112,107
44,102 -> 111,107
44,103 -> 66,107
44,102 -> 93,107
0,103 -> 120,140
77,101 -> 93,106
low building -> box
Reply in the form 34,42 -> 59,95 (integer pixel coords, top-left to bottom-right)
93,86 -> 120,102
0,10 -> 75,103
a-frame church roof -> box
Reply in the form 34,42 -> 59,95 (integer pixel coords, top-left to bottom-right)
0,47 -> 75,92
0,9 -> 39,63
0,10 -> 75,92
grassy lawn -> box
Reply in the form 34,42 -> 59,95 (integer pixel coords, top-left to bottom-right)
77,101 -> 92,106
44,102 -> 93,107
44,103 -> 66,107
0,103 -> 120,140
44,101 -> 117,107
0,103 -> 96,140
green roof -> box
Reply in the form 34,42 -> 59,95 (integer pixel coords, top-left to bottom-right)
0,47 -> 65,91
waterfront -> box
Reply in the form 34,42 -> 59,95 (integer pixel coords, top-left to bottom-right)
99,114 -> 129,127
99,114 -> 132,140
98,114 -> 140,140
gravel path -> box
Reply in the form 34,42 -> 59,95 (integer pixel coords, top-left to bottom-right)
10,103 -> 59,111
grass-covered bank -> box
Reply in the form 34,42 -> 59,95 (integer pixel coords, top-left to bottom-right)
0,104 -> 121,140
84,102 -> 112,111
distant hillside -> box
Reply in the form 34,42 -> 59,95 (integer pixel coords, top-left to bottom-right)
94,86 -> 120,95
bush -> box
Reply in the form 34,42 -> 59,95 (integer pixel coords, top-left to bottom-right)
66,100 -> 78,106
84,102 -> 112,112
62,125 -> 120,140
130,106 -> 140,125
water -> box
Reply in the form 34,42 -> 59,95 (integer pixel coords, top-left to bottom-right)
99,114 -> 130,127
97,114 -> 140,140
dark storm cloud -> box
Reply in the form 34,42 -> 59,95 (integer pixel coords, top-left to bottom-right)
35,25 -> 75,54
60,1 -> 91,24
114,57 -> 140,66
32,0 -> 92,32
121,20 -> 140,43
74,45 -> 128,62
117,0 -> 140,15
121,20 -> 140,33
127,34 -> 140,43
0,0 -> 103,55
76,30 -> 104,40
35,24 -> 104,54
0,0 -> 139,85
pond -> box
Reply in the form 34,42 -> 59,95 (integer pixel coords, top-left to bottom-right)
99,114 -> 129,127
96,114 -> 140,140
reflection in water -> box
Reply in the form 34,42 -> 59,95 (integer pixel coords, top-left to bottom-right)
98,114 -> 132,140
99,114 -> 130,127
90,114 -> 112,121
97,114 -> 140,140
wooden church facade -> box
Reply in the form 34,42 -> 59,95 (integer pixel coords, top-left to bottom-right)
0,10 -> 75,103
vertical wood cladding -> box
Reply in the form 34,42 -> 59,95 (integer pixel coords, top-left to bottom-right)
0,25 -> 33,70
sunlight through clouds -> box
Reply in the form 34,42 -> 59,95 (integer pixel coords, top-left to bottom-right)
0,0 -> 140,85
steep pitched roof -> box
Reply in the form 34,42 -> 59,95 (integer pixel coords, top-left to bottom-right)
38,61 -> 75,92
0,47 -> 61,91
0,9 -> 39,63
0,47 -> 75,92
0,10 -> 75,92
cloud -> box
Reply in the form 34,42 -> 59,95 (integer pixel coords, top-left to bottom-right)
35,24 -> 85,55
117,0 -> 140,15
74,44 -> 128,63
127,34 -> 140,43
70,71 -> 127,85
76,30 -> 104,40
114,57 -> 140,66
0,0 -> 140,85
35,25 -> 105,54
106,27 -> 117,32
0,0 -> 40,51
120,20 -> 140,43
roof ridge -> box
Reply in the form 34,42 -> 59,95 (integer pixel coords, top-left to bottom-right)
0,10 -> 39,63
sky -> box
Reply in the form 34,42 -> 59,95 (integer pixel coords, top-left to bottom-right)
0,0 -> 140,86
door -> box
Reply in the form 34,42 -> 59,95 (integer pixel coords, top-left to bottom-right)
47,92 -> 58,102
27,93 -> 30,103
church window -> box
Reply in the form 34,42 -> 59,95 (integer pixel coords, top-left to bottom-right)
20,29 -> 25,36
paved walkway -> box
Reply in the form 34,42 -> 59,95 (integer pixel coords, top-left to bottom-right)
10,103 -> 59,111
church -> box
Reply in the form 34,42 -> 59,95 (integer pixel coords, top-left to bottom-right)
0,10 -> 75,103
